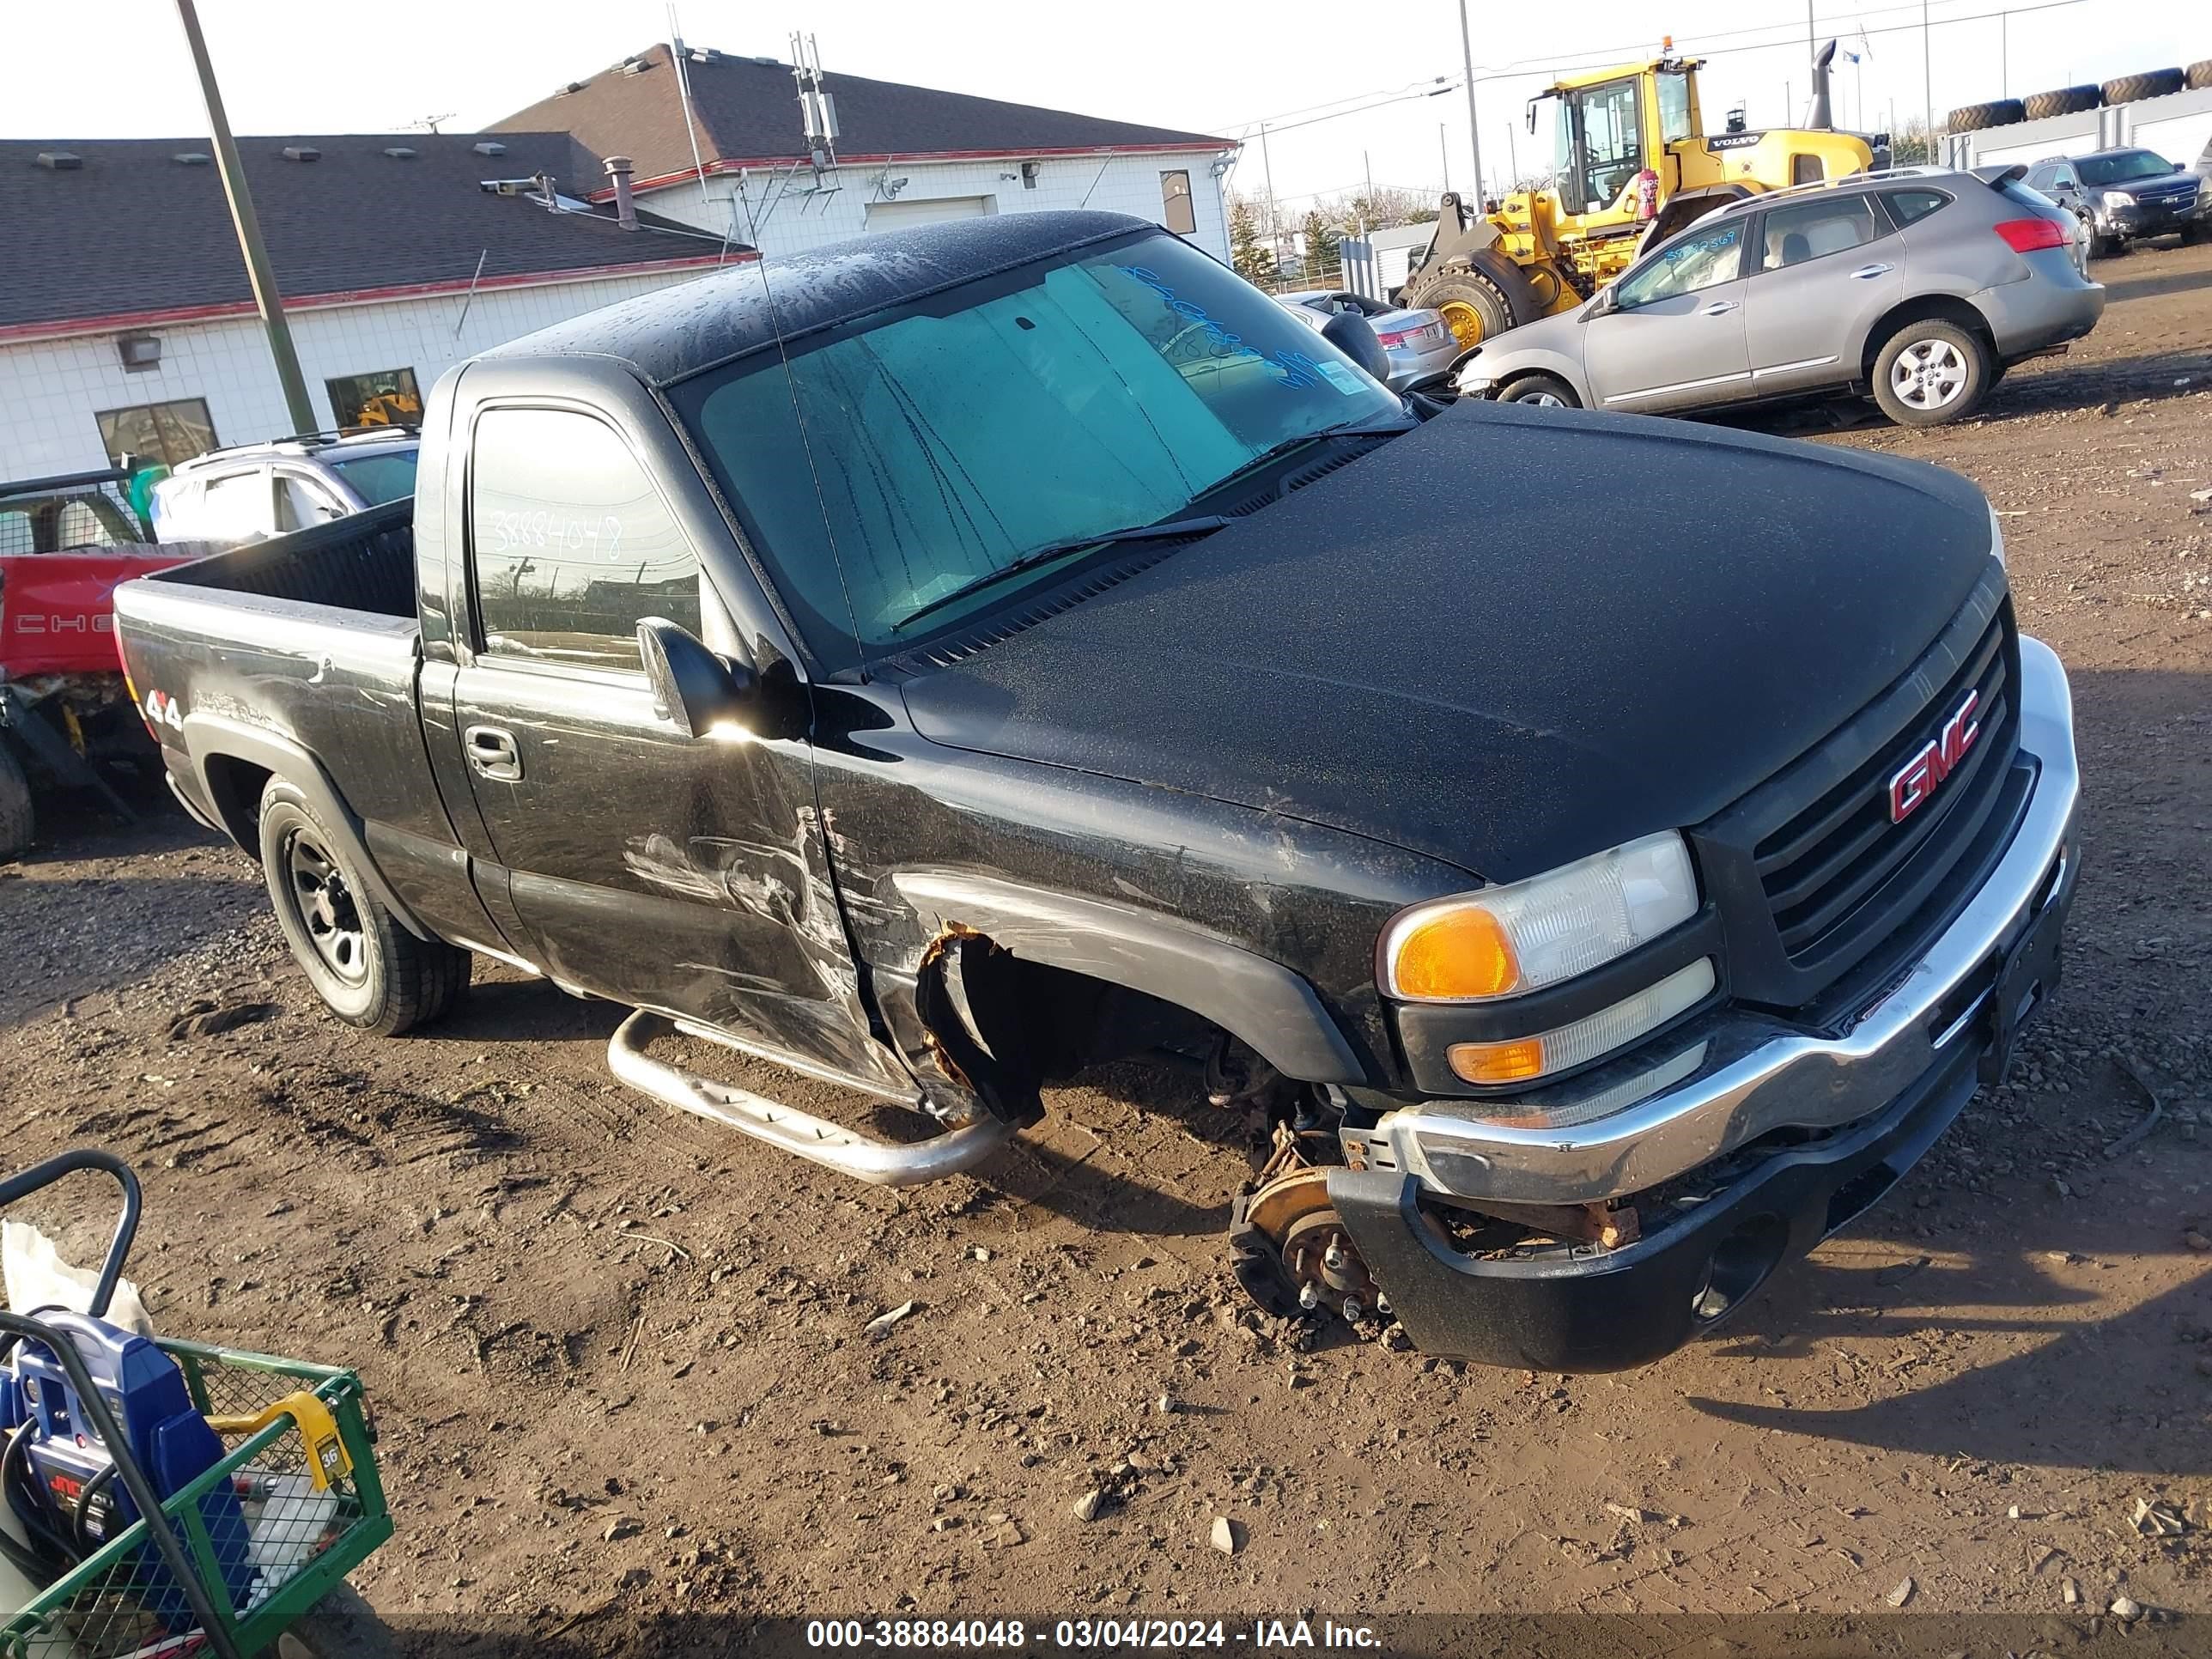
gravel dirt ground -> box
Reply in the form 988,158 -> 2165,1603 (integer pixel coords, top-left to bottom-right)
4,239 -> 2211,1658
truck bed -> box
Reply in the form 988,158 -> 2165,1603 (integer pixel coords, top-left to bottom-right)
112,496 -> 459,869
143,498 -> 418,617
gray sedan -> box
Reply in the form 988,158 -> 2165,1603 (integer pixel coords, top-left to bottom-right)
1276,290 -> 1459,392
1454,167 -> 2103,427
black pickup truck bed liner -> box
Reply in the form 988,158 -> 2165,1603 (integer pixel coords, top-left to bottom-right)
149,499 -> 417,619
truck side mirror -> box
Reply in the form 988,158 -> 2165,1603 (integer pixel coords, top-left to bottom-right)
637,617 -> 756,739
1318,309 -> 1391,384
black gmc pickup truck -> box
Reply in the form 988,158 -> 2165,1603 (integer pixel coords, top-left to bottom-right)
114,210 -> 2080,1371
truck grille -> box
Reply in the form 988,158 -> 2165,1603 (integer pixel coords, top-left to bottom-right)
1756,609 -> 2013,961
1689,570 -> 2023,1009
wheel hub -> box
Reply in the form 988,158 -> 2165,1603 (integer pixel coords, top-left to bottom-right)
1225,1126 -> 1379,1327
1438,300 -> 1486,349
286,830 -> 368,986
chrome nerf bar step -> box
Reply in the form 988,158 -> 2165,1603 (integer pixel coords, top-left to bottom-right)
607,1011 -> 1014,1187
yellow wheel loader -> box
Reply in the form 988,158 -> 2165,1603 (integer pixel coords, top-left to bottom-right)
1402,44 -> 1881,348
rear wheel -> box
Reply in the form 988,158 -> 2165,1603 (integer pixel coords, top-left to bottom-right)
1870,319 -> 1993,428
258,781 -> 467,1034
0,743 -> 32,864
1499,373 -> 1579,409
1404,251 -> 1541,349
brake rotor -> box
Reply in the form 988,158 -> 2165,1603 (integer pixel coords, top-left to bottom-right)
1225,1133 -> 1377,1325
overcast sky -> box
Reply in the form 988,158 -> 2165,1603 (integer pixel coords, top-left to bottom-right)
1,1 -> 2185,209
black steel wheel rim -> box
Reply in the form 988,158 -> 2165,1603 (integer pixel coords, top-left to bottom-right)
285,828 -> 368,986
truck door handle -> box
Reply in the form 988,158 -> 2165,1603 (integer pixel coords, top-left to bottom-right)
1700,299 -> 1741,315
1850,262 -> 1895,279
465,725 -> 522,781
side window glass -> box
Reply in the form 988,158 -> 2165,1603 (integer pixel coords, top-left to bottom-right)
1759,196 -> 1882,270
201,471 -> 276,540
276,475 -> 340,532
1579,81 -> 1644,212
1614,220 -> 1745,309
1885,189 -> 1950,227
468,407 -> 701,673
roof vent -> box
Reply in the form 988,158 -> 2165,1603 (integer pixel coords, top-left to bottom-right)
555,79 -> 588,95
687,46 -> 721,63
172,151 -> 211,165
35,150 -> 82,170
618,54 -> 653,75
381,145 -> 416,159
282,145 -> 320,162
472,140 -> 507,157
748,55 -> 780,65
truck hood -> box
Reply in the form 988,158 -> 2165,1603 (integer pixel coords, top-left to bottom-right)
897,400 -> 1998,883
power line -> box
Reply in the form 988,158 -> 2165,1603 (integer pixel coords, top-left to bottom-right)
1214,0 -> 2084,137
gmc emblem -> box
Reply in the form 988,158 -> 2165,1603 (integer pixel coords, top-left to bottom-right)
1888,690 -> 1980,823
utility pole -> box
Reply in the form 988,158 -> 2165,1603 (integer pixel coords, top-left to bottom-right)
1458,0 -> 1485,206
1258,120 -> 1277,275
173,0 -> 315,437
1923,0 -> 1937,167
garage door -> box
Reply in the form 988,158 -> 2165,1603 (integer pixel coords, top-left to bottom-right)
865,196 -> 994,230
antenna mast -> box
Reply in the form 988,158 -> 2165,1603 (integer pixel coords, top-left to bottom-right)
791,32 -> 840,185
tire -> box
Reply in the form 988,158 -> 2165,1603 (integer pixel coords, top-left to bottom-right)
1948,99 -> 2025,133
1870,319 -> 1994,428
2091,232 -> 2126,259
257,780 -> 467,1035
1402,250 -> 1542,349
2189,60 -> 2212,92
0,742 -> 32,864
2100,70 -> 2185,105
1498,373 -> 1579,409
2021,84 -> 2101,119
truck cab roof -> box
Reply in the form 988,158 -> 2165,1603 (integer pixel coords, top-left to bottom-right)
477,209 -> 1156,388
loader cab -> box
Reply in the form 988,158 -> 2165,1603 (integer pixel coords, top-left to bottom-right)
1534,59 -> 1703,217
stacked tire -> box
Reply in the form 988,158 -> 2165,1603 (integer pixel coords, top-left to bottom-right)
1948,99 -> 2025,134
2021,85 -> 2100,120
2100,69 -> 2185,104
2188,60 -> 2212,91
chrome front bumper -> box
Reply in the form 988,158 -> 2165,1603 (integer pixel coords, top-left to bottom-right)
1376,635 -> 2080,1207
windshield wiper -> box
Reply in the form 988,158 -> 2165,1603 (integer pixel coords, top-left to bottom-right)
1190,416 -> 1413,508
891,514 -> 1232,633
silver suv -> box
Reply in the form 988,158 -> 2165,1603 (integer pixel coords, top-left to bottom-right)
1455,167 -> 2104,428
150,429 -> 418,547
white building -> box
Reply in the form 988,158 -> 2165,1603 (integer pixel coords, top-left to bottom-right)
493,45 -> 1237,263
0,133 -> 730,479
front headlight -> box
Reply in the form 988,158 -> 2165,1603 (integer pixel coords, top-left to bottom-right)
2102,190 -> 2135,209
1380,831 -> 1698,1002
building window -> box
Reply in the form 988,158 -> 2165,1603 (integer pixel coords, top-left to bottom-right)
467,406 -> 701,674
327,368 -> 423,429
1160,170 -> 1196,235
94,398 -> 216,468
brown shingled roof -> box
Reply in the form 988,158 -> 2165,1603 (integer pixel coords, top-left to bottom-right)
492,44 -> 1231,190
0,131 -> 729,337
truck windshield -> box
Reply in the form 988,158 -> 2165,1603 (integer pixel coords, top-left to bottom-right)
2075,150 -> 2174,186
672,230 -> 1401,667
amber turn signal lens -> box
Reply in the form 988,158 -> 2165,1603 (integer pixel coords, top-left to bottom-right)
1446,1036 -> 1547,1085
1391,908 -> 1520,1000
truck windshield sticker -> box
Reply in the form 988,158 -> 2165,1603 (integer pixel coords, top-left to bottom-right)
1115,265 -> 1328,391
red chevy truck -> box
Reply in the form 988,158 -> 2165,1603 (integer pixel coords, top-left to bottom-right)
0,469 -> 204,858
